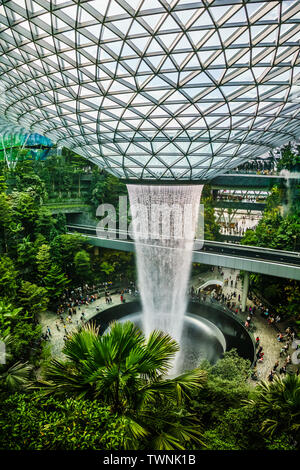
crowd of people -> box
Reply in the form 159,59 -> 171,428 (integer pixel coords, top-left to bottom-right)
41,266 -> 299,382
253,326 -> 299,382
190,266 -> 299,381
219,215 -> 260,236
42,281 -> 138,343
232,159 -> 278,174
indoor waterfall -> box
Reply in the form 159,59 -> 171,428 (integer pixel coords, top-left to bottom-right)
127,184 -> 203,361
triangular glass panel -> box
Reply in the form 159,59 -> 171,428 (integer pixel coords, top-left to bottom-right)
129,36 -> 149,52
188,30 -> 210,47
114,18 -> 132,35
79,7 -> 96,23
107,1 -> 128,17
160,15 -> 180,31
102,27 -> 119,41
204,32 -> 221,48
143,13 -> 165,31
158,33 -> 178,50
193,10 -> 214,28
147,38 -> 165,54
226,8 -> 247,24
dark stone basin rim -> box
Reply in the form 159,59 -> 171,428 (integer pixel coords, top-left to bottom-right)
91,300 -> 256,366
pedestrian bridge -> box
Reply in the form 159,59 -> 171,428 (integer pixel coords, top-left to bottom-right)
197,280 -> 224,293
210,174 -> 299,190
67,224 -> 300,281
213,200 -> 266,211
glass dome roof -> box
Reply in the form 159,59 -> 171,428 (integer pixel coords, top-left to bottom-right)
0,0 -> 299,180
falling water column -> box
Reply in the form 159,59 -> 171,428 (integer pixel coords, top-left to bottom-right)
127,184 -> 203,345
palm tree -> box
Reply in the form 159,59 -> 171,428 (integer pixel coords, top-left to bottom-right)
0,333 -> 32,391
245,374 -> 300,437
37,321 -> 207,449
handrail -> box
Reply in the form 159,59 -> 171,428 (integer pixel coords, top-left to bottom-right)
66,224 -> 300,259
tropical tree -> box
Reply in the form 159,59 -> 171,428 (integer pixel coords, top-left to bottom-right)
74,249 -> 91,282
0,177 -> 13,252
42,264 -> 69,300
245,374 -> 300,439
100,260 -> 115,276
36,322 -> 207,449
0,255 -> 18,298
10,190 -> 39,235
0,301 -> 23,334
276,144 -> 300,172
14,160 -> 47,203
0,361 -> 32,391
17,281 -> 49,319
35,206 -> 55,239
0,334 -> 32,392
16,236 -> 37,274
50,233 -> 87,275
201,349 -> 251,383
201,185 -> 221,241
36,243 -> 52,276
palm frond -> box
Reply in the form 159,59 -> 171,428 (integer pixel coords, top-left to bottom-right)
145,330 -> 180,375
170,368 -> 207,403
120,415 -> 149,449
62,323 -> 99,362
151,432 -> 184,450
0,361 -> 32,391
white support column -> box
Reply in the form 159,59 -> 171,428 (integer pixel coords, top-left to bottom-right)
242,271 -> 249,312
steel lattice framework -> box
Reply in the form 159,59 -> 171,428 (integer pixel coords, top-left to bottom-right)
0,0 -> 299,181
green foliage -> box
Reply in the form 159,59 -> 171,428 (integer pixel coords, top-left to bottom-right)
13,160 -> 47,203
98,248 -> 135,281
50,233 -> 88,275
36,244 -> 51,276
0,255 -> 18,298
37,322 -> 206,450
90,173 -> 127,211
246,374 -> 300,440
16,236 -> 37,274
241,186 -> 300,319
188,354 -> 299,451
35,207 -> 55,240
18,281 -> 49,318
0,301 -> 23,334
242,185 -> 300,251
0,394 -> 128,450
0,362 -> 32,392
265,185 -> 283,211
0,334 -> 32,392
204,349 -> 252,383
191,351 -> 252,427
263,434 -> 297,450
277,144 -> 300,172
201,185 -> 221,241
242,208 -> 300,251
74,250 -> 92,282
52,212 -> 67,235
201,407 -> 263,450
10,190 -> 39,235
0,177 -> 13,252
100,260 -> 115,275
42,264 -> 70,300
9,322 -> 42,361
279,282 -> 300,320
